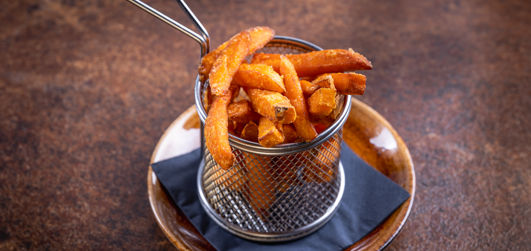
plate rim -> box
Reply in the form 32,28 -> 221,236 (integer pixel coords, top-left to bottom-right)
148,100 -> 415,250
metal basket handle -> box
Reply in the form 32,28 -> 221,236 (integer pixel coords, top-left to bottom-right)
127,0 -> 210,57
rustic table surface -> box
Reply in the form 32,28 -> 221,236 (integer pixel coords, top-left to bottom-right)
1,0 -> 529,250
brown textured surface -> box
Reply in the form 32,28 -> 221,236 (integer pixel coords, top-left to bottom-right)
0,0 -> 529,250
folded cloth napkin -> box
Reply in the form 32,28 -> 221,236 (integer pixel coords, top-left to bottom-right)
152,143 -> 410,250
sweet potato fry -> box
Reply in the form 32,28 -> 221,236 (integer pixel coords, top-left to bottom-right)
243,153 -> 275,218
282,124 -> 299,143
211,164 -> 246,192
304,136 -> 341,183
300,80 -> 319,96
247,88 -> 296,124
246,26 -> 275,55
320,73 -> 366,95
205,89 -> 234,170
330,94 -> 345,120
279,55 -> 317,142
252,49 -> 373,77
228,100 -> 253,124
312,74 -> 335,89
233,64 -> 286,93
240,121 -> 259,142
198,40 -> 230,82
258,117 -> 285,147
199,26 -> 275,81
209,32 -> 250,96
308,88 -> 337,117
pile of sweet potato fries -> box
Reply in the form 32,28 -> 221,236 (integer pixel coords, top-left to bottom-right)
200,27 -> 372,170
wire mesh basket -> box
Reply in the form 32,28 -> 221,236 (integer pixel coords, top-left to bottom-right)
194,37 -> 352,242
126,0 -> 351,244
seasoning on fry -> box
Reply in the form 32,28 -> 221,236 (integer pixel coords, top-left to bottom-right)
233,63 -> 286,93
247,88 -> 296,124
240,121 -> 259,142
199,26 -> 274,82
252,48 -> 373,77
300,79 -> 319,96
258,117 -> 285,147
204,89 -> 234,169
326,72 -> 366,95
282,124 -> 299,143
209,32 -> 250,96
228,100 -> 254,123
308,88 -> 337,117
312,74 -> 335,89
279,55 -> 317,142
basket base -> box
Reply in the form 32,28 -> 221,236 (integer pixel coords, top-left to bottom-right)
197,160 -> 346,242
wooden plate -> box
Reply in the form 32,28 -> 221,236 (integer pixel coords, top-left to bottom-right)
147,98 -> 415,250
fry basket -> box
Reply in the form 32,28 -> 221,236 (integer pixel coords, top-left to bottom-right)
195,37 -> 351,241
127,0 -> 351,242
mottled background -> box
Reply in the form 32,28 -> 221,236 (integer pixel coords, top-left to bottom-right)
1,0 -> 529,250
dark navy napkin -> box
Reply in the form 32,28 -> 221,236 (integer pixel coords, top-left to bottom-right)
152,143 -> 410,250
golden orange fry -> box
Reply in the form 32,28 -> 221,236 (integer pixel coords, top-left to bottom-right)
211,164 -> 246,192
233,64 -> 286,93
205,89 -> 234,170
209,32 -> 250,96
246,26 -> 275,55
199,26 -> 275,81
282,124 -> 299,143
252,49 -> 373,77
279,55 -> 317,142
228,100 -> 253,124
198,39 -> 230,82
308,88 -> 337,117
300,79 -> 319,96
305,136 -> 341,183
243,153 -> 275,219
258,117 -> 285,147
312,74 -> 335,89
330,94 -> 345,120
240,121 -> 259,142
247,88 -> 296,124
324,72 -> 366,95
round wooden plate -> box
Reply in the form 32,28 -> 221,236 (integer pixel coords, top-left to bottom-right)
148,98 -> 415,250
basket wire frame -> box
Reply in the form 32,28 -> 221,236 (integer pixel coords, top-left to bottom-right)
196,37 -> 349,242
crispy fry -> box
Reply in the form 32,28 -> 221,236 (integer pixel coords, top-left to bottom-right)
205,89 -> 234,170
279,55 -> 317,142
233,64 -> 286,93
247,88 -> 296,124
243,153 -> 275,218
312,74 -> 335,89
258,117 -> 285,147
209,32 -> 250,96
246,26 -> 275,55
228,100 -> 253,123
198,40 -> 230,82
252,49 -> 373,77
319,73 -> 366,95
212,164 -> 246,192
305,136 -> 341,183
308,88 -> 337,116
240,121 -> 259,142
300,80 -> 319,96
199,26 -> 274,81
282,124 -> 299,143
330,94 -> 344,120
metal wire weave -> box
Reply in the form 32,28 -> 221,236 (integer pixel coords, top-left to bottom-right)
196,37 -> 348,241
